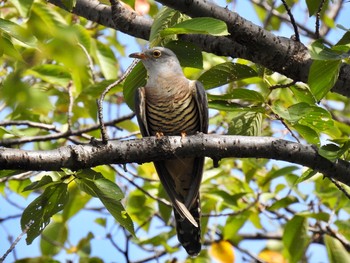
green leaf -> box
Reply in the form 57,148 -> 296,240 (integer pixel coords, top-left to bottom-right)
324,235 -> 350,263
288,103 -> 333,132
23,175 -> 53,192
0,34 -> 23,60
207,88 -> 265,103
76,232 -> 94,257
228,111 -> 262,136
127,187 -> 155,231
319,143 -> 342,161
297,211 -> 330,222
62,183 -> 91,221
223,211 -> 251,243
306,0 -> 323,16
10,0 -> 35,17
40,221 -> 68,256
123,62 -> 147,111
61,0 -> 77,11
161,17 -> 229,37
15,257 -> 60,263
290,85 -> 316,104
309,41 -> 350,60
149,7 -> 182,47
94,40 -> 118,80
26,64 -> 71,87
165,41 -> 203,68
268,196 -> 298,211
21,183 -> 69,244
76,170 -> 134,236
283,215 -> 310,263
198,62 -> 257,90
308,59 -> 341,101
0,18 -> 37,47
73,24 -> 91,51
295,169 -> 317,185
32,2 -> 68,30
293,124 -> 320,145
94,218 -> 107,227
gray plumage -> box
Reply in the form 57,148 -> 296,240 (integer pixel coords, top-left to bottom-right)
130,47 -> 208,256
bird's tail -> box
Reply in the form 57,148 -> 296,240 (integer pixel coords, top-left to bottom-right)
174,196 -> 201,257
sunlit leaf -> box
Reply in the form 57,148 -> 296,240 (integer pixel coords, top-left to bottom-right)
10,0 -> 35,17
228,111 -> 262,136
0,18 -> 37,47
149,7 -> 182,47
26,64 -> 71,87
283,215 -> 310,263
308,59 -> 341,100
40,221 -> 68,256
309,41 -> 350,60
325,235 -> 350,263
161,17 -> 229,37
209,240 -> 235,263
94,40 -> 118,80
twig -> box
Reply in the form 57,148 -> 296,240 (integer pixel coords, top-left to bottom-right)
271,112 -> 301,143
202,192 -> 259,217
235,245 -> 267,263
315,0 -> 327,39
0,113 -> 135,146
270,80 -> 297,90
0,214 -> 21,223
280,0 -> 300,41
0,120 -> 56,130
78,42 -> 96,82
97,58 -> 139,143
329,177 -> 350,200
115,167 -> 171,207
67,81 -> 74,131
0,220 -> 33,262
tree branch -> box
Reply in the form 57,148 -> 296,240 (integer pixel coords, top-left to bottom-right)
48,0 -> 350,98
1,134 -> 349,187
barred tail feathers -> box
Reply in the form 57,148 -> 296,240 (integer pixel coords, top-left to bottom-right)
174,197 -> 201,257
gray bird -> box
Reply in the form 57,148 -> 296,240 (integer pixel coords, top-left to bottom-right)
129,47 -> 208,256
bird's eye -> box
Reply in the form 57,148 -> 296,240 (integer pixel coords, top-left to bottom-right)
152,50 -> 162,58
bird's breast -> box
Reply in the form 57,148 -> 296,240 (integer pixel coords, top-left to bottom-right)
145,83 -> 199,135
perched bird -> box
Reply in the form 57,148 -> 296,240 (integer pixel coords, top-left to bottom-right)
129,47 -> 208,256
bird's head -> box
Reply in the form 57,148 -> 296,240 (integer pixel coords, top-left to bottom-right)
129,47 -> 184,78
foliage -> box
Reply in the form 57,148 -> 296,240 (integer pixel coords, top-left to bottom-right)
1,0 -> 350,262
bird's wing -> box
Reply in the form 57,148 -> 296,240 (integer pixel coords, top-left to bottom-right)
194,80 -> 209,133
154,160 -> 199,227
134,87 -> 150,136
181,81 -> 208,209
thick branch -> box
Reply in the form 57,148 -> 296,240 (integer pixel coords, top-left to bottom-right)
1,134 -> 350,187
47,0 -> 350,98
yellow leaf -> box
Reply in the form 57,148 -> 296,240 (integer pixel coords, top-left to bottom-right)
209,240 -> 235,263
258,249 -> 287,263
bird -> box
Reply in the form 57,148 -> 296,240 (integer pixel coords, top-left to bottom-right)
129,47 -> 208,256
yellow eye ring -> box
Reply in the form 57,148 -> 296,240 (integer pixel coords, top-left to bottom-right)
152,50 -> 162,58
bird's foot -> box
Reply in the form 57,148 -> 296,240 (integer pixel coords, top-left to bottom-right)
155,132 -> 164,138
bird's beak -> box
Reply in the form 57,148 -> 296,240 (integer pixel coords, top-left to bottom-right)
129,52 -> 147,59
